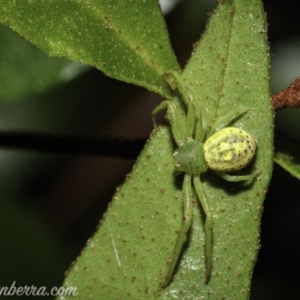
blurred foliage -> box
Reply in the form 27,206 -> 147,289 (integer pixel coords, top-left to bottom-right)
274,141 -> 300,179
0,24 -> 88,101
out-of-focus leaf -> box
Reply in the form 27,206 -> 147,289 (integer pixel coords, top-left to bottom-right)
0,24 -> 88,100
274,141 -> 300,180
0,1 -> 179,98
59,0 -> 273,299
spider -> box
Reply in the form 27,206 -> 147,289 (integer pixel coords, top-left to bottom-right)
152,72 -> 259,287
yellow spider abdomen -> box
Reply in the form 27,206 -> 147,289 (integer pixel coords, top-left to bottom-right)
203,127 -> 257,172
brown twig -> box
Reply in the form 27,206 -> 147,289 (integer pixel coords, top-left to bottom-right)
272,77 -> 300,111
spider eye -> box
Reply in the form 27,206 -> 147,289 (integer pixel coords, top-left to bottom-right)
203,127 -> 257,172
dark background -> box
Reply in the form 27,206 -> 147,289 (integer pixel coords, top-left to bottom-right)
0,0 -> 300,299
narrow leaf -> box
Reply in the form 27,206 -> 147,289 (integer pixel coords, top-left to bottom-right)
274,141 -> 300,180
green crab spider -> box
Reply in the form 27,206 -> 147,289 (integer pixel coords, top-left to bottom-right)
152,73 -> 259,287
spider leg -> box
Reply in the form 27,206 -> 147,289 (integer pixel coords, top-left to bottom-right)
163,71 -> 198,141
164,71 -> 193,104
163,71 -> 183,92
152,100 -> 185,146
193,175 -> 213,284
152,100 -> 173,128
215,169 -> 261,182
161,174 -> 193,287
186,100 -> 196,139
194,108 -> 205,142
207,109 -> 248,137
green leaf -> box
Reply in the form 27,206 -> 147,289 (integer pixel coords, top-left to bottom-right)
0,0 -> 179,98
60,0 -> 273,299
62,128 -> 179,299
274,141 -> 300,180
158,0 -> 273,298
0,24 -> 88,100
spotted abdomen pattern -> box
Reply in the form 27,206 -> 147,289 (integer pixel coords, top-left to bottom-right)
203,127 -> 257,173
